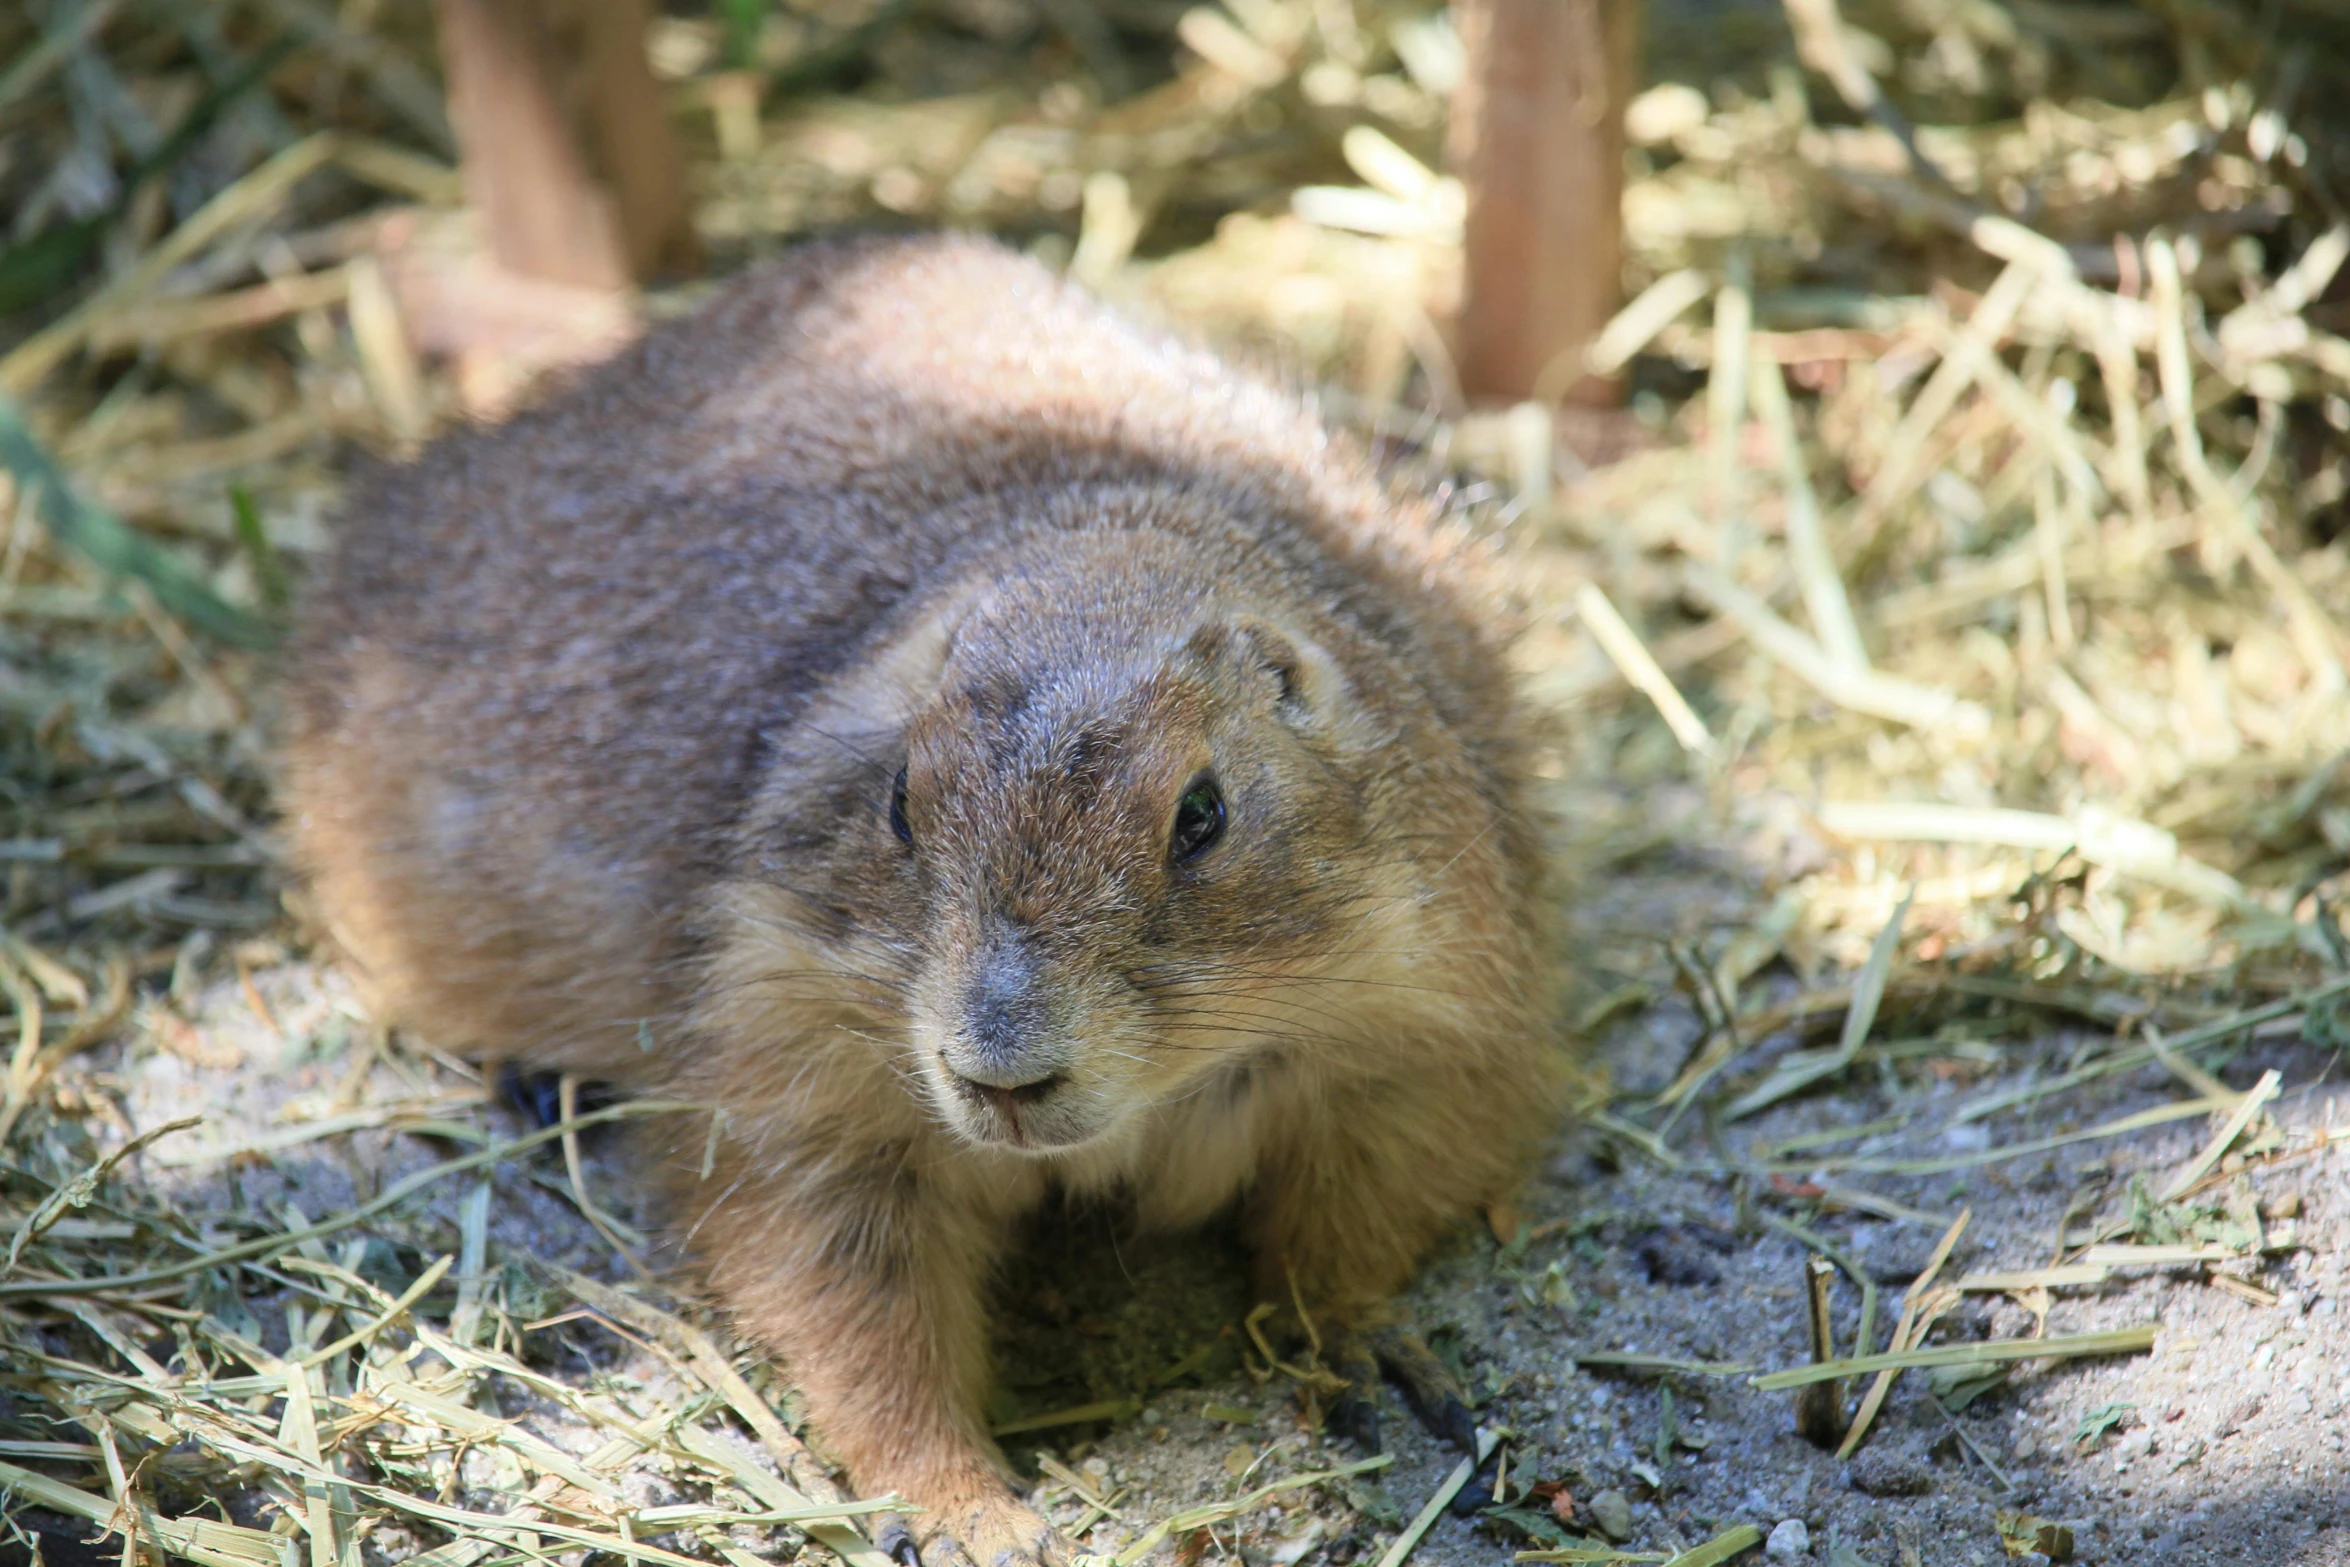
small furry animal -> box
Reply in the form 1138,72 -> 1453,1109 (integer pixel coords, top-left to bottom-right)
283,236 -> 1557,1566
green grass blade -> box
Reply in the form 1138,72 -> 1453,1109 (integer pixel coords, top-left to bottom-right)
0,394 -> 275,647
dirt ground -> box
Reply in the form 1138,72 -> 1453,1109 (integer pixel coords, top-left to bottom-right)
89,777 -> 2348,1567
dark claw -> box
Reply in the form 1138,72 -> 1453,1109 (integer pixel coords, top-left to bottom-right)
1425,1393 -> 1479,1458
1369,1327 -> 1480,1455
496,1064 -> 615,1129
1325,1390 -> 1383,1454
877,1515 -> 922,1567
1321,1328 -> 1384,1454
1447,1447 -> 1502,1516
1366,1328 -> 1497,1512
498,1064 -> 565,1129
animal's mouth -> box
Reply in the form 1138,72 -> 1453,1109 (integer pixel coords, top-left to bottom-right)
942,1066 -> 1077,1149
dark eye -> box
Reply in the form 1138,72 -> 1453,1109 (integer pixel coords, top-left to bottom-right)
890,765 -> 913,846
1169,775 -> 1225,863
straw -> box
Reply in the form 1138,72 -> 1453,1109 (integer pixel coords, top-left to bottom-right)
6,7 -> 2350,1558
1751,1325 -> 2157,1391
1574,583 -> 1714,756
1374,1429 -> 1498,1567
1837,1207 -> 1969,1459
1749,352 -> 1866,671
1686,565 -> 1988,735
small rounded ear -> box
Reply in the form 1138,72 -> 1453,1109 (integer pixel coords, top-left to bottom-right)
788,583 -> 990,758
1206,615 -> 1365,736
1230,618 -> 1308,711
741,585 -> 995,848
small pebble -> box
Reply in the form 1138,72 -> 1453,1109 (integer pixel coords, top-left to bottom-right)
1765,1517 -> 1810,1559
1589,1490 -> 1634,1542
1847,1449 -> 1933,1497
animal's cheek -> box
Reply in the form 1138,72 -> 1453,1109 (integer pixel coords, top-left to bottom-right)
899,949 -> 962,1046
1039,984 -> 1153,1068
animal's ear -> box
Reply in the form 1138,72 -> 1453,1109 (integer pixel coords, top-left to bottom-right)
789,584 -> 987,757
1194,615 -> 1370,741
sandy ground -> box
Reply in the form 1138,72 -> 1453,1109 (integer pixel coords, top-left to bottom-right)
1014,1058 -> 2349,1567
70,792 -> 2349,1567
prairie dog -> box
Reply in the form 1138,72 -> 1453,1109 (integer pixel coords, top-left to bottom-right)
283,237 -> 1557,1566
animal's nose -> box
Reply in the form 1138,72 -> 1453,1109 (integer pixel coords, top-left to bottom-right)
959,943 -> 1052,1086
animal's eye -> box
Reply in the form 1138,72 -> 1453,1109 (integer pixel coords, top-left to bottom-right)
1169,775 -> 1225,863
890,765 -> 914,846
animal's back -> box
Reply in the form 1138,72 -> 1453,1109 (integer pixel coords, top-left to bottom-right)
281,236 -> 1508,1072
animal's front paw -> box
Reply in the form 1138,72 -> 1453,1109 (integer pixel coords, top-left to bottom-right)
895,1494 -> 1069,1567
1349,1326 -> 1498,1515
1323,1329 -> 1384,1454
1364,1325 -> 1479,1457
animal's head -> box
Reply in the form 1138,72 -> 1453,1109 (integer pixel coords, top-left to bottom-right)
735,524 -> 1516,1154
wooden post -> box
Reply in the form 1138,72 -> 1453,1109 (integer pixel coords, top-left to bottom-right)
1446,0 -> 1640,408
570,0 -> 701,283
433,0 -> 697,290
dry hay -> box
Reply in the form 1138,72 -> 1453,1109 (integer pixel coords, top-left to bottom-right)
2,1 -> 2349,1564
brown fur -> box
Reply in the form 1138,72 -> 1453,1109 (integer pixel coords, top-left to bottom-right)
282,236 -> 1558,1566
